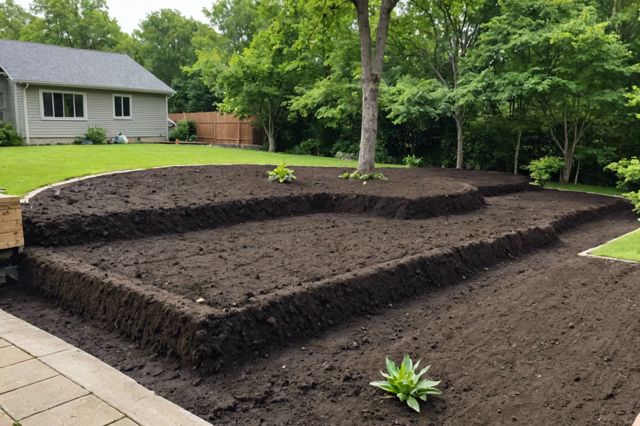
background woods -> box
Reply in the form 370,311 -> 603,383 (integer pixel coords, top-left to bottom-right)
1,0 -> 639,182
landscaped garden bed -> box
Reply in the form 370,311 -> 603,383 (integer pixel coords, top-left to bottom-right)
2,165 -> 638,424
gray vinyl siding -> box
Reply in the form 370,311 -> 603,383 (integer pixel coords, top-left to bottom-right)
22,85 -> 168,140
0,77 -> 17,127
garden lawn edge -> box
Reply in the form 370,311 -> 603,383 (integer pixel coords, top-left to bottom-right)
19,198 -> 630,372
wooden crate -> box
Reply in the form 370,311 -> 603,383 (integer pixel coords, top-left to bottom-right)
0,195 -> 24,250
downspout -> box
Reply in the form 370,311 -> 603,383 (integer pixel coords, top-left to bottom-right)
12,82 -> 20,135
22,83 -> 30,145
165,95 -> 169,142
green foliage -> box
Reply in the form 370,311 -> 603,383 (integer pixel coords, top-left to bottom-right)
335,151 -> 356,161
623,191 -> 640,214
339,171 -> 388,181
0,0 -> 32,39
170,120 -> 197,141
84,127 -> 107,145
605,158 -> 640,190
21,0 -> 125,50
0,122 -> 24,147
527,156 -> 565,186
370,355 -> 442,413
267,163 -> 296,183
403,155 -> 423,168
628,86 -> 640,119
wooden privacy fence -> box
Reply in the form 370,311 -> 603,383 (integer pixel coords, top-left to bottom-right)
169,112 -> 262,146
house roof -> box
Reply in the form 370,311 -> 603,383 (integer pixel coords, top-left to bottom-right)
0,40 -> 174,95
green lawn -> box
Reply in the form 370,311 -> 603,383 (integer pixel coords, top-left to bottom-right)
591,228 -> 640,262
545,182 -> 623,196
0,144 -> 377,196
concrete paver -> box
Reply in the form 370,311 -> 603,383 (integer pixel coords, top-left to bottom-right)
0,375 -> 88,420
0,346 -> 31,368
1,325 -> 73,357
20,395 -> 123,426
0,359 -> 58,394
0,309 -> 210,425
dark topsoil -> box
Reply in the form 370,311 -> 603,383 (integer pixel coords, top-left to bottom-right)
55,190 -> 619,310
3,213 -> 638,425
22,165 -> 529,220
5,166 -> 639,425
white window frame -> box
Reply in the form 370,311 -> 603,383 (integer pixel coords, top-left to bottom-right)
39,89 -> 88,121
113,94 -> 133,120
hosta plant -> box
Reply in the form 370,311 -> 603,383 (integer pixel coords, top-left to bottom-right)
370,355 -> 442,413
267,164 -> 296,183
403,155 -> 423,168
339,171 -> 388,181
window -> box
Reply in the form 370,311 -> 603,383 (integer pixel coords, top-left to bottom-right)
0,92 -> 4,108
41,91 -> 85,119
113,95 -> 132,119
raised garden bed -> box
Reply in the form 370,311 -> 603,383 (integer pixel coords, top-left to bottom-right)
3,165 -> 637,424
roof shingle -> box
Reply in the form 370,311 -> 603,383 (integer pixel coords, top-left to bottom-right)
0,40 -> 174,95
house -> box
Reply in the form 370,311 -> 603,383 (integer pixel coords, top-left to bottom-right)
0,40 -> 174,144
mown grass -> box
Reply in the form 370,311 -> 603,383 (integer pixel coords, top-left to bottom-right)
592,228 -> 640,262
0,144 -> 397,196
545,182 -> 623,196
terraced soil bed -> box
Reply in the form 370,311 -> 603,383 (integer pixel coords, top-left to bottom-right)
21,166 -> 530,246
3,212 -> 638,426
6,165 -> 637,424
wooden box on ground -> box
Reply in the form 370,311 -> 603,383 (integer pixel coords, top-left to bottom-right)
0,195 -> 24,250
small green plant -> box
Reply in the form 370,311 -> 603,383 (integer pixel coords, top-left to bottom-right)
403,155 -> 423,168
370,355 -> 442,413
339,171 -> 388,181
0,121 -> 24,146
526,156 -> 565,187
267,163 -> 296,183
335,151 -> 356,161
84,127 -> 107,145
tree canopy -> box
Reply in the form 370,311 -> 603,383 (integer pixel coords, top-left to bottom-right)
2,0 -> 640,182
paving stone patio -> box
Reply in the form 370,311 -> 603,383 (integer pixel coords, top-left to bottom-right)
0,309 -> 210,426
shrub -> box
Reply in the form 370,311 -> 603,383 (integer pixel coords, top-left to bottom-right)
335,151 -> 356,161
606,157 -> 640,215
289,139 -> 321,155
267,164 -> 296,183
170,120 -> 197,141
403,155 -> 423,168
0,122 -> 24,146
339,171 -> 388,181
605,157 -> 640,191
370,355 -> 442,413
84,127 -> 107,145
527,156 -> 564,187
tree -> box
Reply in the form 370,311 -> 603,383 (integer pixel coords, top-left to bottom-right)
0,0 -> 33,40
350,0 -> 399,173
134,9 -> 211,112
21,0 -> 124,50
629,86 -> 640,119
387,0 -> 498,169
472,0 -> 636,183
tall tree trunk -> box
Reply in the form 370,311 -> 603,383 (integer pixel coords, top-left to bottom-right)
352,0 -> 398,174
513,129 -> 522,175
454,114 -> 464,169
358,79 -> 379,173
574,159 -> 581,184
561,152 -> 573,184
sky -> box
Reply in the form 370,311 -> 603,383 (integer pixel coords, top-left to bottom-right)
14,0 -> 213,33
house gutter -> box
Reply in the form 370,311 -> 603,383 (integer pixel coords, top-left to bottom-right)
22,83 -> 30,145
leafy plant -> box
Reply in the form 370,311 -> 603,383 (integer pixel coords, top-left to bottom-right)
403,155 -> 423,168
335,151 -> 356,161
605,157 -> 640,191
370,355 -> 442,413
170,120 -> 197,141
0,122 -> 24,147
605,157 -> 640,215
527,156 -> 565,187
267,163 -> 296,183
84,127 -> 107,145
339,171 -> 388,181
